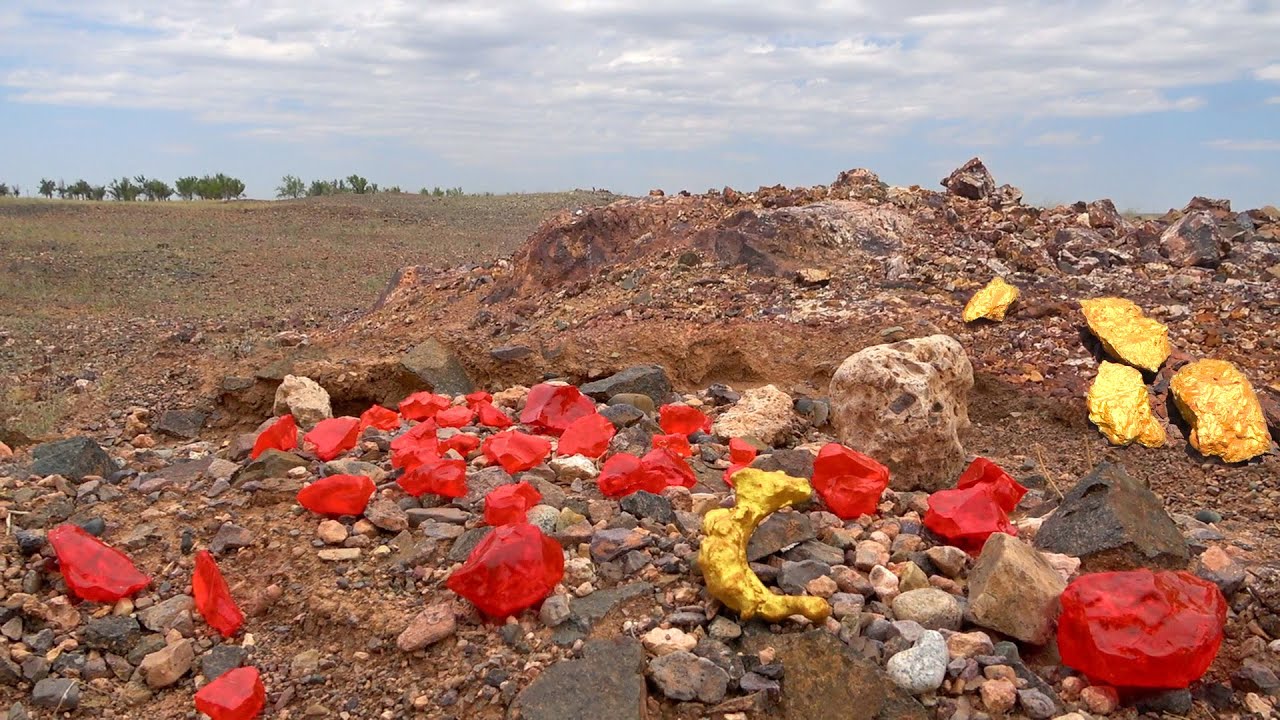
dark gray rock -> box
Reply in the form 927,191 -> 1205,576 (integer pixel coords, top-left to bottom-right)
785,539 -> 845,566
746,510 -> 815,561
30,678 -> 78,711
1035,462 -> 1188,571
0,657 -> 21,686
30,437 -> 112,481
233,450 -> 307,485
590,527 -> 653,563
648,651 -> 729,703
399,339 -> 473,396
490,345 -> 533,362
750,449 -> 816,479
201,644 -> 247,682
552,583 -> 653,646
461,466 -> 513,508
941,158 -> 995,201
82,616 -> 140,655
448,528 -> 492,562
208,523 -> 254,554
154,409 -> 208,440
14,530 -> 45,556
778,560 -> 832,594
581,365 -> 672,405
619,491 -> 675,524
1232,660 -> 1280,695
600,404 -> 646,429
608,425 -> 653,457
513,638 -> 646,720
1018,688 -> 1057,719
1133,688 -> 1193,714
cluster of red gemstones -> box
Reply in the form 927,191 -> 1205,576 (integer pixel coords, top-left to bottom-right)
923,457 -> 1025,553
811,443 -> 891,519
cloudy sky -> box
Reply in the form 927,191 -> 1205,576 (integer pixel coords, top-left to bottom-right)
2,1 -> 1279,209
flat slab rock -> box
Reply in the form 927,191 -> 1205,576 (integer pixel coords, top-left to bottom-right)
513,638 -> 646,720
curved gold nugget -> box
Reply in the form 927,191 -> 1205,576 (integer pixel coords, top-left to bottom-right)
1087,361 -> 1165,447
963,277 -> 1019,323
700,468 -> 831,623
1080,297 -> 1171,372
1170,359 -> 1271,463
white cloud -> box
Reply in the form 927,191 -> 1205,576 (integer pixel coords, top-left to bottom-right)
1027,131 -> 1102,146
1204,164 -> 1260,176
1206,139 -> 1280,151
1267,96 -> 1280,105
3,1 -> 1280,166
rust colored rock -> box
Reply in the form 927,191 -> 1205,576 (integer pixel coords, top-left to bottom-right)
811,442 -> 890,520
557,413 -> 616,458
194,666 -> 266,720
941,157 -> 996,200
1058,570 -> 1226,689
399,391 -> 451,422
1160,210 -> 1224,268
659,404 -> 712,437
476,401 -> 515,428
955,458 -> 1026,513
251,414 -> 298,459
358,404 -> 400,432
48,524 -> 151,603
446,522 -> 564,618
302,416 -> 360,461
724,438 -> 758,486
192,550 -> 244,638
923,485 -> 1016,555
296,474 -> 376,516
397,457 -> 467,499
482,430 -> 551,474
436,404 -> 475,428
651,433 -> 693,459
521,383 -> 596,435
484,482 -> 542,526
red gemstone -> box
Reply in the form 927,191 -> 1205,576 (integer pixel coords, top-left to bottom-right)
397,458 -> 468,498
723,438 -> 758,486
296,474 -> 376,516
250,415 -> 297,459
557,413 -> 616,458
640,448 -> 697,490
192,550 -> 244,638
194,666 -> 266,720
358,405 -> 400,432
520,383 -> 596,435
811,443 -> 891,520
482,431 -> 552,474
302,416 -> 361,461
440,433 -> 481,457
47,524 -> 150,603
1058,570 -> 1227,689
956,457 -> 1027,512
466,390 -> 493,406
652,433 -> 693,459
923,485 -> 1016,554
446,523 -> 564,618
658,404 -> 711,437
390,421 -> 439,470
399,391 -> 451,422
484,482 -> 542,526
475,401 -> 514,428
436,404 -> 475,428
597,453 -> 657,498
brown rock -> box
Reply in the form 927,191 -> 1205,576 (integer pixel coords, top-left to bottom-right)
967,533 -> 1065,645
1159,210 -> 1224,267
139,639 -> 194,688
396,603 -> 456,652
941,158 -> 996,200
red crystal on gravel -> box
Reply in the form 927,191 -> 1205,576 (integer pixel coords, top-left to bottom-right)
484,482 -> 542,526
812,443 -> 891,520
47,524 -> 150,603
1058,570 -> 1227,689
195,666 -> 266,720
440,433 -> 481,457
520,383 -> 597,435
923,484 -> 1017,554
640,448 -> 697,489
597,453 -> 658,497
397,458 -> 468,498
475,401 -> 514,428
390,421 -> 439,469
192,550 -> 244,638
435,404 -> 475,428
723,438 -> 758,485
296,474 -> 376,516
251,414 -> 297,459
658,404 -> 712,437
358,405 -> 400,432
956,457 -> 1027,512
652,433 -> 693,459
446,522 -> 564,618
466,390 -> 493,406
557,413 -> 616,458
399,391 -> 451,422
482,431 -> 552,474
303,416 -> 361,461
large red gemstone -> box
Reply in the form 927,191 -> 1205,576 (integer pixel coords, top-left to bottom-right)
812,443 -> 891,520
651,433 -> 693,459
520,383 -> 596,435
440,433 -> 481,457
251,415 -> 297,459
192,550 -> 244,638
466,390 -> 493,406
598,453 -> 658,498
194,666 -> 266,720
399,391 -> 451,422
475,401 -> 514,428
446,523 -> 564,618
303,416 -> 361,461
397,457 -> 468,498
47,524 -> 150,603
923,485 -> 1016,554
482,431 -> 551,474
956,457 -> 1027,512
557,413 -> 616,458
435,404 -> 475,428
1058,570 -> 1227,689
358,405 -> 400,432
658,404 -> 711,437
390,421 -> 439,470
296,474 -> 376,516
723,438 -> 758,486
640,448 -> 697,489
484,482 -> 542,526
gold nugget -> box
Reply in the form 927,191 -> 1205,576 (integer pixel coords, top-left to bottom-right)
963,277 -> 1019,322
1170,359 -> 1271,463
700,468 -> 831,623
1080,298 -> 1171,372
1087,361 -> 1165,447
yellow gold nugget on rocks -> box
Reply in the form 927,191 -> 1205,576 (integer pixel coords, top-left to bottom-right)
699,468 -> 831,623
1087,361 -> 1165,447
1080,298 -> 1171,372
1170,359 -> 1271,463
963,277 -> 1019,323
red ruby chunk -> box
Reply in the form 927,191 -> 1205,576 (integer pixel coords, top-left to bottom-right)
297,474 -> 376,516
192,550 -> 244,638
399,391 -> 451,422
641,448 -> 696,489
436,404 -> 475,428
557,413 -> 616,458
397,457 -> 468,499
303,416 -> 361,461
465,390 -> 493,406
475,401 -> 514,428
956,457 -> 1026,512
922,484 -> 1016,554
195,666 -> 266,720
440,433 -> 481,457
251,414 -> 297,459
1058,570 -> 1227,689
482,430 -> 551,474
597,453 -> 657,497
446,523 -> 564,618
390,421 -> 439,470
658,404 -> 711,437
723,438 -> 758,486
651,433 -> 693,459
811,443 -> 891,520
520,383 -> 596,435
358,405 -> 400,432
47,524 -> 150,603
484,482 -> 542,526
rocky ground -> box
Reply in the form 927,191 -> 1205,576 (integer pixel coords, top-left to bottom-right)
2,160 -> 1280,719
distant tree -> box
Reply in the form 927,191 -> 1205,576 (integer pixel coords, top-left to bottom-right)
369,183 -> 379,194
39,179 -> 56,198
387,185 -> 402,194
11,185 -> 19,197
143,179 -> 174,201
445,186 -> 464,197
90,185 -> 107,201
69,179 -> 93,200
432,186 -> 444,197
108,177 -> 142,201
308,180 -> 331,197
276,174 -> 305,199
0,183 -> 9,197
174,176 -> 199,200
56,180 -> 68,199
346,174 -> 370,194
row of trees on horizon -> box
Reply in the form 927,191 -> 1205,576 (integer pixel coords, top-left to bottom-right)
0,174 -> 470,200
274,174 -> 465,198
